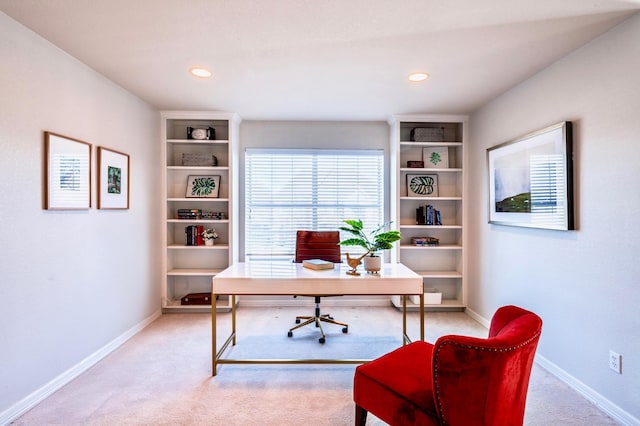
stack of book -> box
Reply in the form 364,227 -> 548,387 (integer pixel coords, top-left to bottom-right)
201,211 -> 226,220
411,236 -> 440,246
177,209 -> 202,220
185,225 -> 204,246
416,205 -> 442,225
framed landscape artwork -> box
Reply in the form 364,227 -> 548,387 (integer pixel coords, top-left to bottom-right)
487,121 -> 574,230
186,175 -> 221,198
98,147 -> 130,209
44,132 -> 91,210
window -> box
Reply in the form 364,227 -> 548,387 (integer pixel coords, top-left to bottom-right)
245,148 -> 384,260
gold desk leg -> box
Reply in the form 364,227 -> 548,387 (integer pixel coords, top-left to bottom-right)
232,295 -> 236,345
420,293 -> 425,341
212,290 -> 217,376
403,295 -> 407,345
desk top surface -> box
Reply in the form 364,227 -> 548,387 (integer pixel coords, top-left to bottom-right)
213,262 -> 422,295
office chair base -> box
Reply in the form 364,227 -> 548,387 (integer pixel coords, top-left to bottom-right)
288,315 -> 349,343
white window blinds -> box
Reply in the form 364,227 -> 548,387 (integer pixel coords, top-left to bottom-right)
245,148 -> 384,259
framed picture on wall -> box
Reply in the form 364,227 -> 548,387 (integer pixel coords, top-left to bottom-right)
44,132 -> 92,210
407,174 -> 439,197
186,175 -> 221,198
487,121 -> 574,231
98,147 -> 130,209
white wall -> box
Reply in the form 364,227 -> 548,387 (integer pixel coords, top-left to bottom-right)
0,12 -> 162,420
468,13 -> 640,422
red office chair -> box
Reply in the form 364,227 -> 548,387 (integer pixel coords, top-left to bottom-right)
287,230 -> 348,343
353,305 -> 542,425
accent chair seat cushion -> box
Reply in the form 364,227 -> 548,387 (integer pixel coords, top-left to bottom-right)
353,341 -> 438,425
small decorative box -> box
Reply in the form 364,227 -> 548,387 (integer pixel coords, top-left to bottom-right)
182,153 -> 218,166
407,160 -> 424,168
410,127 -> 444,142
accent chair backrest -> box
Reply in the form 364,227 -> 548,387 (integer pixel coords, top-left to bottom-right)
295,230 -> 341,263
432,305 -> 543,426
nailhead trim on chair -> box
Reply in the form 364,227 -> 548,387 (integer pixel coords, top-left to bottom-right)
433,329 -> 542,425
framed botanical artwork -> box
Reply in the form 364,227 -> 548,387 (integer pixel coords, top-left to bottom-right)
186,175 -> 221,198
44,132 -> 92,210
423,146 -> 449,168
98,147 -> 130,209
407,174 -> 438,197
487,121 -> 574,231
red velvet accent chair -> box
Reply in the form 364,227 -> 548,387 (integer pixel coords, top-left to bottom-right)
353,305 -> 542,425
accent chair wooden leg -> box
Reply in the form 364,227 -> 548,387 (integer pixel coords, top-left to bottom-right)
355,404 -> 367,426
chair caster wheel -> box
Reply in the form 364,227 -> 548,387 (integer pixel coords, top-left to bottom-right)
295,319 -> 301,324
342,327 -> 348,333
288,331 -> 293,337
319,337 -> 326,344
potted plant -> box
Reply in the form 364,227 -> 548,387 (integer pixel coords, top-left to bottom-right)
339,219 -> 401,273
202,228 -> 219,246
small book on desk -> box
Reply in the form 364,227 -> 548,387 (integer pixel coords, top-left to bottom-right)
302,259 -> 335,270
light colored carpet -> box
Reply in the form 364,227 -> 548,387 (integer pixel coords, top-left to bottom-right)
14,307 -> 618,425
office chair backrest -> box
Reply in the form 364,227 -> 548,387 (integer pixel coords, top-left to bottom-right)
295,231 -> 341,263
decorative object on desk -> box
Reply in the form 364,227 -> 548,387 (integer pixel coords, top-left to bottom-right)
44,131 -> 92,210
345,252 -> 368,276
202,228 -> 218,246
187,126 -> 215,140
302,259 -> 335,270
410,126 -> 444,142
185,175 -> 220,198
97,146 -> 130,209
339,219 -> 401,274
181,153 -> 217,166
407,160 -> 424,168
423,146 -> 449,168
487,121 -> 574,231
407,174 -> 438,197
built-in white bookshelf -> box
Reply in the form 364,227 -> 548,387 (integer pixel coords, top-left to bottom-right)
161,111 -> 240,312
389,114 -> 468,310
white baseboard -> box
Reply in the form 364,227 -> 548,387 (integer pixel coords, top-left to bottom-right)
0,309 -> 162,426
464,306 -> 490,328
535,355 -> 639,426
463,308 -> 638,426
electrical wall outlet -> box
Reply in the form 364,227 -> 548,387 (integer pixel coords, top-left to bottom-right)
609,350 -> 622,374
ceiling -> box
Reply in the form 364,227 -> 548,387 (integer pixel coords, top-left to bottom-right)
1,0 -> 639,121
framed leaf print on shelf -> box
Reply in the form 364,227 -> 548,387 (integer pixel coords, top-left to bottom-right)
44,131 -> 92,210
423,147 -> 449,169
186,175 -> 221,198
98,147 -> 130,209
407,174 -> 439,197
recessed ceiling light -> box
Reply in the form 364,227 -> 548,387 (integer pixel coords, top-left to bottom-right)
408,72 -> 429,82
190,67 -> 212,78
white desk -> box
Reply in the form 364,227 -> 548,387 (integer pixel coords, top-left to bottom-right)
211,262 -> 424,375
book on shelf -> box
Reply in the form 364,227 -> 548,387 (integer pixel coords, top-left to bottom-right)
416,204 -> 442,225
302,259 -> 335,270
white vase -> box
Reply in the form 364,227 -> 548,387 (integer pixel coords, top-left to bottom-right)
363,256 -> 381,273
205,239 -> 214,246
